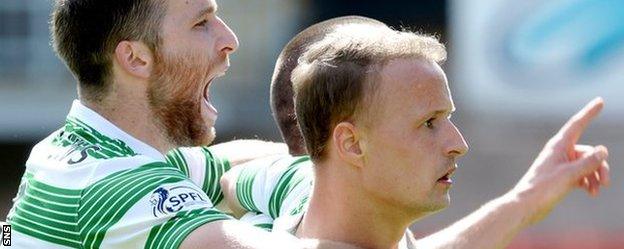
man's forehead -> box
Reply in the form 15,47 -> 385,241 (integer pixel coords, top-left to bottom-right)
379,59 -> 446,92
166,0 -> 217,17
376,58 -> 453,114
381,58 -> 444,82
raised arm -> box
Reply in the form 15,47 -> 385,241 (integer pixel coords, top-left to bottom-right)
415,98 -> 610,249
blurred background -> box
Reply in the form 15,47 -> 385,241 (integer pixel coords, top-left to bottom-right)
0,0 -> 622,248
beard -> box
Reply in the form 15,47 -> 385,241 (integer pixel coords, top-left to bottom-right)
147,49 -> 220,147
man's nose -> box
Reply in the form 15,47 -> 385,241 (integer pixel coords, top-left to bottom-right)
215,16 -> 239,54
446,122 -> 469,157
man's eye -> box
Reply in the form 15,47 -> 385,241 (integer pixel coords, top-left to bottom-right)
425,118 -> 436,128
195,19 -> 208,27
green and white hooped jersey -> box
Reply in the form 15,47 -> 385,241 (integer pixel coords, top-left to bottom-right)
6,100 -> 231,249
235,156 -> 313,224
238,212 -> 274,231
234,155 -> 415,249
164,146 -> 231,207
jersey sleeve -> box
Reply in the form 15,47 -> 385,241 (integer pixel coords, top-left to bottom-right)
78,161 -> 231,249
239,212 -> 274,231
235,156 -> 313,219
165,147 -> 230,205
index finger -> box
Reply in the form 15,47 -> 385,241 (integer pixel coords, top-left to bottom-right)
554,97 -> 604,148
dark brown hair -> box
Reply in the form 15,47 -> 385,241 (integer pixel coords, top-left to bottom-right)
270,16 -> 385,155
51,0 -> 165,101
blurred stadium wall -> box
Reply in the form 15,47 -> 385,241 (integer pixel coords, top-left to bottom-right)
1,0 -> 621,248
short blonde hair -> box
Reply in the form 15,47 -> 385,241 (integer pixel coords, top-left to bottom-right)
292,24 -> 446,161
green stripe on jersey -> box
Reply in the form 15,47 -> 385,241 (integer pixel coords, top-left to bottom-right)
236,165 -> 264,213
165,149 -> 190,176
10,172 -> 82,248
268,157 -> 310,219
254,223 -> 273,231
79,162 -> 187,249
145,208 -> 231,249
165,147 -> 230,206
201,147 -> 230,205
11,161 -> 227,248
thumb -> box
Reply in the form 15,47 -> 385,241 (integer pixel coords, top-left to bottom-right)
568,145 -> 608,180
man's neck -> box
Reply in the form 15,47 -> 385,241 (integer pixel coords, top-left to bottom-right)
80,93 -> 171,155
297,161 -> 416,249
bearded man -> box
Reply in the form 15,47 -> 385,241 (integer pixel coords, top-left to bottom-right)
5,1 -> 360,248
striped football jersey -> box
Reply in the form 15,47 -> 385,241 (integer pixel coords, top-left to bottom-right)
6,100 -> 231,248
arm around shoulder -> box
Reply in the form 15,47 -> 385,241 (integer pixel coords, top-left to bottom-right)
209,140 -> 288,166
180,220 -> 361,249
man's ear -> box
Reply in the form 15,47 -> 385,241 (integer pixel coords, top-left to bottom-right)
114,41 -> 153,79
332,121 -> 364,168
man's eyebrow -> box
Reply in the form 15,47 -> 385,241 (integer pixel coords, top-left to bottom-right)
419,108 -> 455,121
193,5 -> 217,20
429,109 -> 451,117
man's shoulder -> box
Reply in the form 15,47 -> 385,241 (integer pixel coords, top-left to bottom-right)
21,119 -> 192,203
18,127 -> 183,209
28,125 -> 142,165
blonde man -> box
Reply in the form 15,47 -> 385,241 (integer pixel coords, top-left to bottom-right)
222,24 -> 610,249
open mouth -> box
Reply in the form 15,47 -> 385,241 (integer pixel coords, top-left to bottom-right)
203,78 -> 212,101
202,77 -> 218,116
437,167 -> 456,184
201,65 -> 230,117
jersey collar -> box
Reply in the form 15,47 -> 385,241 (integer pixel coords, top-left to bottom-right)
67,100 -> 165,161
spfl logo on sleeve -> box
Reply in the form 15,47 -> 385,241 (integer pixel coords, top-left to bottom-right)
149,186 -> 210,217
